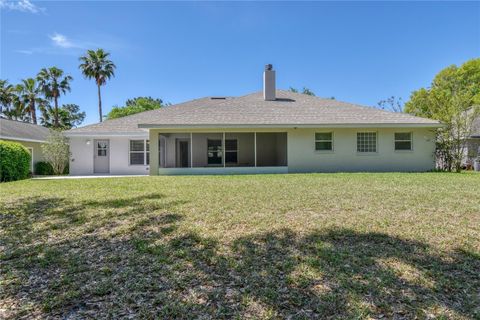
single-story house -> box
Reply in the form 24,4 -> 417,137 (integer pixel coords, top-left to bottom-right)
0,118 -> 49,173
67,65 -> 442,175
465,117 -> 480,164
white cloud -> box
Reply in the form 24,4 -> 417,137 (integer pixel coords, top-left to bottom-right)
15,32 -> 127,56
49,32 -> 76,48
15,49 -> 33,55
0,0 -> 45,14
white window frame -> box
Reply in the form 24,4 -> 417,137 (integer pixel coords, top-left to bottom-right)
314,132 -> 334,152
129,139 -> 149,166
356,131 -> 378,153
225,139 -> 238,164
394,132 -> 413,151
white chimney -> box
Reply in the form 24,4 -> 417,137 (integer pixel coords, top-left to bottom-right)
263,64 -> 276,101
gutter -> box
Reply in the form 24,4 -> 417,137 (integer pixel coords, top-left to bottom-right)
138,123 -> 444,129
0,135 -> 47,143
65,131 -> 149,137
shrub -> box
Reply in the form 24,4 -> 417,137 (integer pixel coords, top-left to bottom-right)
0,140 -> 31,182
41,130 -> 70,175
34,161 -> 69,175
35,161 -> 54,175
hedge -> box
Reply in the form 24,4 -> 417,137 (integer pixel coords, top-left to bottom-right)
34,161 -> 69,175
0,140 -> 31,182
35,161 -> 54,175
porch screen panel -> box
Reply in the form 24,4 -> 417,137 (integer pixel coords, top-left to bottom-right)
207,139 -> 223,165
225,133 -> 255,167
225,139 -> 238,164
256,132 -> 287,167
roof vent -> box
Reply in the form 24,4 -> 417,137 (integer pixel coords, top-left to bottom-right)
263,64 -> 276,101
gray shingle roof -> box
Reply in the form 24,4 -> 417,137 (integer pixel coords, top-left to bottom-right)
68,90 -> 441,134
0,118 -> 50,142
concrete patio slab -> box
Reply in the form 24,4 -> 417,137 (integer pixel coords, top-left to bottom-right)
32,175 -> 148,180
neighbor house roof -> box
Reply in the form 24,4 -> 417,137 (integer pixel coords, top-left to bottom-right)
68,90 -> 441,135
0,118 -> 50,142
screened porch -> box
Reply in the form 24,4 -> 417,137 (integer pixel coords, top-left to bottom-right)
157,132 -> 287,174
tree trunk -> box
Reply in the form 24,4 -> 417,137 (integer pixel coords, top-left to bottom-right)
54,94 -> 59,128
98,84 -> 103,122
30,100 -> 37,124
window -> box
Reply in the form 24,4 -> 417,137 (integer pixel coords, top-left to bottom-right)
315,132 -> 333,151
129,140 -> 149,165
207,139 -> 222,165
357,132 -> 377,153
394,132 -> 412,151
225,139 -> 238,164
97,141 -> 108,156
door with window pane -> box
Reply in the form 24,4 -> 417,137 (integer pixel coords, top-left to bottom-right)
94,139 -> 110,173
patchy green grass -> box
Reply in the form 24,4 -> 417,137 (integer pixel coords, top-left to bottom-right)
1,173 -> 479,319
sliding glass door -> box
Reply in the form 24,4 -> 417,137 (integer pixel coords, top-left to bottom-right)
207,139 -> 222,165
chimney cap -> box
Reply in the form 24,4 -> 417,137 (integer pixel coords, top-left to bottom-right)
265,64 -> 273,71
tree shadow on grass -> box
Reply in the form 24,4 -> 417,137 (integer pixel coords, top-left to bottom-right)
135,228 -> 479,319
1,202 -> 479,319
157,229 -> 478,319
0,192 -> 187,318
153,229 -> 465,319
0,193 -> 186,246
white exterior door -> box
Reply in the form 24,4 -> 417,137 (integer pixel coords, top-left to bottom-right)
94,139 -> 110,173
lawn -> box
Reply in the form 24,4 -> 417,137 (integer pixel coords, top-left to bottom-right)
1,173 -> 479,319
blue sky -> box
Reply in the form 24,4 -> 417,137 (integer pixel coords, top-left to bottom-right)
1,1 -> 479,125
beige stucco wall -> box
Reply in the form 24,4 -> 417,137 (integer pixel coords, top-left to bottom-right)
70,127 -> 437,175
287,127 -> 436,172
150,127 -> 436,173
1,139 -> 45,173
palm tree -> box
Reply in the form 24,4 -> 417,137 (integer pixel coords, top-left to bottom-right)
37,67 -> 73,128
3,96 -> 29,121
0,79 -> 17,116
79,49 -> 116,122
16,78 -> 44,124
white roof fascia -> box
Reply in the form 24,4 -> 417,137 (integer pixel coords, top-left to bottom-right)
65,131 -> 148,137
0,136 -> 46,143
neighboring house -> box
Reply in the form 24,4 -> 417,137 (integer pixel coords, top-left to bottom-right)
465,117 -> 480,164
67,65 -> 442,175
0,118 -> 50,173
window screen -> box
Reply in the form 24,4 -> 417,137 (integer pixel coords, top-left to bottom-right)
394,132 -> 412,150
315,132 -> 333,151
130,140 -> 149,165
